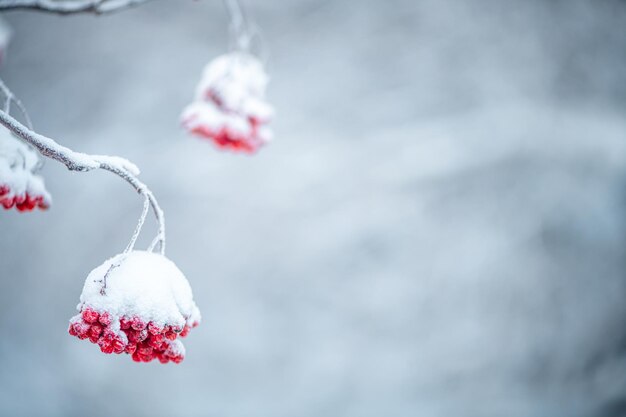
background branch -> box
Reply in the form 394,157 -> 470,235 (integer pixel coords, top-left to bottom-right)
0,0 -> 151,15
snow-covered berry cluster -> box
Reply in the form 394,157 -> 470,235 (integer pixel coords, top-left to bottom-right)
0,127 -> 51,211
68,251 -> 200,364
181,52 -> 274,154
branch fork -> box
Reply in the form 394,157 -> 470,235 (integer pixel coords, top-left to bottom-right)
0,80 -> 166,255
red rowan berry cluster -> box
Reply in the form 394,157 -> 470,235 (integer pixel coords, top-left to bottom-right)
181,52 -> 273,154
0,128 -> 52,212
69,307 -> 199,363
68,251 -> 201,364
0,182 -> 50,211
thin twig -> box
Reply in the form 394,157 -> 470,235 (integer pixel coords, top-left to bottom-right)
224,0 -> 251,52
0,79 -> 33,130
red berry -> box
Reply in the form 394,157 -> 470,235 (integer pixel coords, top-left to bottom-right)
98,312 -> 112,326
89,324 -> 103,338
102,328 -> 116,341
112,338 -> 126,354
131,317 -> 146,331
72,321 -> 90,339
138,345 -> 153,356
147,322 -> 162,335
89,324 -> 102,343
126,328 -> 147,344
2,198 -> 15,209
148,334 -> 164,349
126,329 -> 140,344
125,343 -> 137,355
98,338 -> 114,354
82,308 -> 99,324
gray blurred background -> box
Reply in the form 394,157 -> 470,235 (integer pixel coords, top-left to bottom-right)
1,0 -> 626,416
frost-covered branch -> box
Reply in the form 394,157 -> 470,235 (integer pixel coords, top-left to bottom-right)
0,80 -> 165,253
0,0 -> 151,15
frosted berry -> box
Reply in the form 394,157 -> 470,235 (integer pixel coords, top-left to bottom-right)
69,321 -> 90,340
112,338 -> 126,354
98,338 -> 114,354
127,328 -> 147,344
89,324 -> 103,343
98,312 -> 112,326
148,322 -> 162,335
82,308 -> 99,324
131,317 -> 146,331
148,333 -> 164,349
120,317 -> 131,330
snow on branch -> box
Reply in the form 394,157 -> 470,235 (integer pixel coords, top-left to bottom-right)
0,78 -> 165,253
0,0 -> 151,15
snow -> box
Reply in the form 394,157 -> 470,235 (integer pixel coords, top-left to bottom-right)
195,52 -> 274,122
0,126 -> 52,207
78,250 -> 201,329
182,100 -> 251,136
92,155 -> 141,176
194,52 -> 270,104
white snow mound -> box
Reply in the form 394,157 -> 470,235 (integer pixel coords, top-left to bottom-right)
79,251 -> 201,329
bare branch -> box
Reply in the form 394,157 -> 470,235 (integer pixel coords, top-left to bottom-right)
0,80 -> 166,254
0,0 -> 152,15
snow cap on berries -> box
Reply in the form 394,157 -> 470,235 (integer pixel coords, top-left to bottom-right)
80,251 -> 200,329
0,127 -> 51,211
69,251 -> 200,364
194,52 -> 270,107
181,52 -> 274,154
